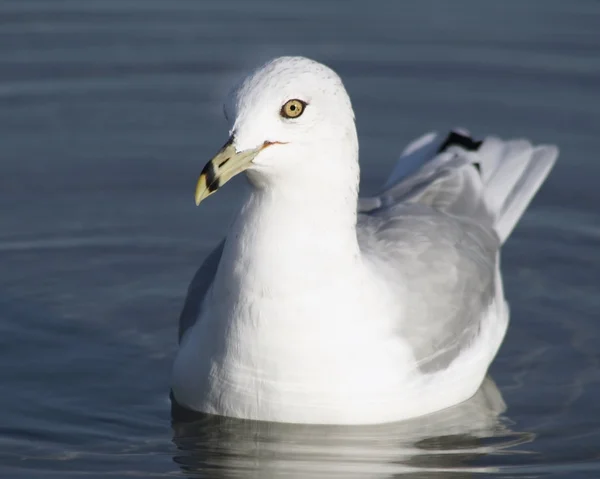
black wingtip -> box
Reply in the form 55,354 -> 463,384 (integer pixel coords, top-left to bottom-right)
437,131 -> 483,154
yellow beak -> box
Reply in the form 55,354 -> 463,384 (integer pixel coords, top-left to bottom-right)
194,136 -> 265,206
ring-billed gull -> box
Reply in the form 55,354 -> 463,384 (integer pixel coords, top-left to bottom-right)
171,56 -> 558,425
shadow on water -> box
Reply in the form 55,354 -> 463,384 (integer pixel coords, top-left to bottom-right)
171,377 -> 534,478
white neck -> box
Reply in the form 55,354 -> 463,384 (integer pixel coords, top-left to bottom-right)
212,142 -> 362,309
172,139 -> 411,422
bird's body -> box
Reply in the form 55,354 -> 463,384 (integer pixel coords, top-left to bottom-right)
171,56 -> 557,425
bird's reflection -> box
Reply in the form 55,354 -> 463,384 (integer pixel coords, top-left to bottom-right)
171,377 -> 533,478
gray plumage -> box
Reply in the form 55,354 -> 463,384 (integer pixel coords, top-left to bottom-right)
178,130 -> 557,372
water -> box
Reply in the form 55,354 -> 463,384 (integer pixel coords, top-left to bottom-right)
1,0 -> 599,477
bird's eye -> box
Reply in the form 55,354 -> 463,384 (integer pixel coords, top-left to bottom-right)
280,99 -> 306,119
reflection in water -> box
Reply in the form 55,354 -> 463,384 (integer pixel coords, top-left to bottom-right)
171,377 -> 534,478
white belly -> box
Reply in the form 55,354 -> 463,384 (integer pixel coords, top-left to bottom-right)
171,293 -> 509,425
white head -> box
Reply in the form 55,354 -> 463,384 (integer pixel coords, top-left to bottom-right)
195,56 -> 359,205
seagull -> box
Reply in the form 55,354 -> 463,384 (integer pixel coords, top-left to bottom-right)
171,56 -> 557,425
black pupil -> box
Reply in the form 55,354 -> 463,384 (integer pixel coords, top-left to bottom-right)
290,104 -> 296,111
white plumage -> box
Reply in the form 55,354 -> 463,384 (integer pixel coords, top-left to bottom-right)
171,56 -> 558,425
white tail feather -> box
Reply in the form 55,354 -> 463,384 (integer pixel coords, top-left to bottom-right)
473,136 -> 557,242
384,130 -> 558,244
490,144 -> 557,243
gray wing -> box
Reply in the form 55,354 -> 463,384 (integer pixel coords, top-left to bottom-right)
178,240 -> 224,342
358,131 -> 501,373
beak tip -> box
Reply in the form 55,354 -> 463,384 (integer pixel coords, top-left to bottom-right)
194,136 -> 258,207
194,176 -> 208,206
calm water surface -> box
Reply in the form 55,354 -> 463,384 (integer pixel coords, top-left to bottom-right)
1,1 -> 599,477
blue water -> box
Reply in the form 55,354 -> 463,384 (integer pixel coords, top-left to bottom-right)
1,1 -> 599,477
